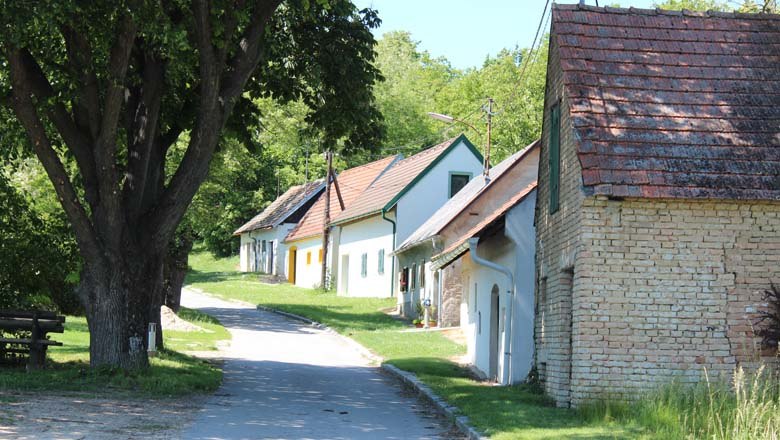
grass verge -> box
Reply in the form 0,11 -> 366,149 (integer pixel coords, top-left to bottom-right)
0,308 -> 230,397
187,249 -> 644,439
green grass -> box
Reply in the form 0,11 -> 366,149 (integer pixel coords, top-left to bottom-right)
164,307 -> 231,352
187,248 -> 644,439
0,308 -> 231,397
581,366 -> 780,440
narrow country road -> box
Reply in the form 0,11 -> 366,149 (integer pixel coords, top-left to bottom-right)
180,289 -> 460,440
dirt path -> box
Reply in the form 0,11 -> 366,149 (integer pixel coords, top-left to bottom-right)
0,391 -> 202,439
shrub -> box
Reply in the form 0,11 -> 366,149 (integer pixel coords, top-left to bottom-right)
755,283 -> 780,350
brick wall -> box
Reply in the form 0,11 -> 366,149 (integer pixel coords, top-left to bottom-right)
573,197 -> 780,405
534,32 -> 586,407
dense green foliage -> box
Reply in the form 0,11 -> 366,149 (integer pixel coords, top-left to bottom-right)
371,31 -> 548,164
0,163 -> 79,312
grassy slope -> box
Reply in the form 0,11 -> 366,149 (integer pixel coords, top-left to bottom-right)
0,306 -> 230,397
188,249 -> 645,439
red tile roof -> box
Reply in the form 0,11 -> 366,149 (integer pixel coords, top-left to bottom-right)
233,180 -> 324,235
331,135 -> 482,225
285,155 -> 399,243
554,4 -> 780,200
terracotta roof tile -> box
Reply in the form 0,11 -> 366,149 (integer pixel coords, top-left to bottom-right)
331,135 -> 475,225
553,4 -> 780,200
285,155 -> 399,243
233,180 -> 324,235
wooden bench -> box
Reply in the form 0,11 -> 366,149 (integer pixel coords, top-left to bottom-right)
0,310 -> 65,370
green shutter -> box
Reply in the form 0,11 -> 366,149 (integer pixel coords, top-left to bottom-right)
378,249 -> 385,274
549,103 -> 561,213
361,253 -> 368,277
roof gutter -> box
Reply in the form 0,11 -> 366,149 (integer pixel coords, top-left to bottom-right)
381,209 -> 397,297
468,237 -> 514,386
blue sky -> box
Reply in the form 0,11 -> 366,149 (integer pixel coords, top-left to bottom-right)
353,0 -> 659,69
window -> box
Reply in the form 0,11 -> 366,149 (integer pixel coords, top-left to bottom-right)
411,263 -> 417,290
549,103 -> 561,213
400,267 -> 409,292
318,249 -> 323,263
261,240 -> 267,253
419,260 -> 425,289
378,249 -> 385,274
361,253 -> 368,277
449,172 -> 471,198
306,251 -> 312,265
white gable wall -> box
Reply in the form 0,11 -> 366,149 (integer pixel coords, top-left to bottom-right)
239,225 -> 297,276
394,139 -> 483,303
337,214 -> 394,297
395,140 -> 484,243
459,191 -> 536,384
287,236 -> 324,289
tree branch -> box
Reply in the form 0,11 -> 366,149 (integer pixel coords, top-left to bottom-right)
219,0 -> 281,109
124,49 -> 165,221
14,48 -> 100,207
92,13 -> 137,249
141,0 -> 281,250
60,25 -> 101,141
6,48 -> 103,265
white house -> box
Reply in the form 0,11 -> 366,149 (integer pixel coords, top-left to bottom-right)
234,180 -> 324,276
430,182 -> 537,385
330,134 -> 484,300
284,155 -> 399,288
395,141 -> 540,326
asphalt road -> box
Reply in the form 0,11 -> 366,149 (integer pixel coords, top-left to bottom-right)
180,289 -> 459,440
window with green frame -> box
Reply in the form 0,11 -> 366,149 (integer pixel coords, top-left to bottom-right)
449,172 -> 471,198
549,102 -> 561,213
378,249 -> 385,274
361,253 -> 368,277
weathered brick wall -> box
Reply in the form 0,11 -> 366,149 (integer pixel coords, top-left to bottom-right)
440,259 -> 463,327
573,197 -> 780,405
534,32 -> 586,407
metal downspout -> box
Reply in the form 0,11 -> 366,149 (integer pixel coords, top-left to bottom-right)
468,237 -> 515,386
381,210 -> 396,297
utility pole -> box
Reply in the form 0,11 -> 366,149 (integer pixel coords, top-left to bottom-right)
484,97 -> 494,177
321,150 -> 333,290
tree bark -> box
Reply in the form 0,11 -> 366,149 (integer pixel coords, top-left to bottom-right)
78,245 -> 165,369
164,230 -> 194,313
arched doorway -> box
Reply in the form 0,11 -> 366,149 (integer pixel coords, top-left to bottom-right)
288,247 -> 297,284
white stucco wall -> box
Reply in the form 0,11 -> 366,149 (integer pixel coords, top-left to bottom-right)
337,215 -> 394,297
395,140 -> 483,243
287,236 -> 324,289
239,224 -> 297,276
459,191 -> 536,384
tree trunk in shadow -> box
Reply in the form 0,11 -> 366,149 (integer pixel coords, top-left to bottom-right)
164,227 -> 194,314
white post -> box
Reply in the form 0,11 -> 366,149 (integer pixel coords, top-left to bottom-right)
148,323 -> 157,357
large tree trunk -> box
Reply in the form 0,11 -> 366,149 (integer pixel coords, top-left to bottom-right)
164,228 -> 194,313
79,250 -> 165,369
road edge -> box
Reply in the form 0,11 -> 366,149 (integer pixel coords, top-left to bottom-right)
252,302 -> 488,440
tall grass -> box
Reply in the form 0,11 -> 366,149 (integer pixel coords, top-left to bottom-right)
581,365 -> 780,439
